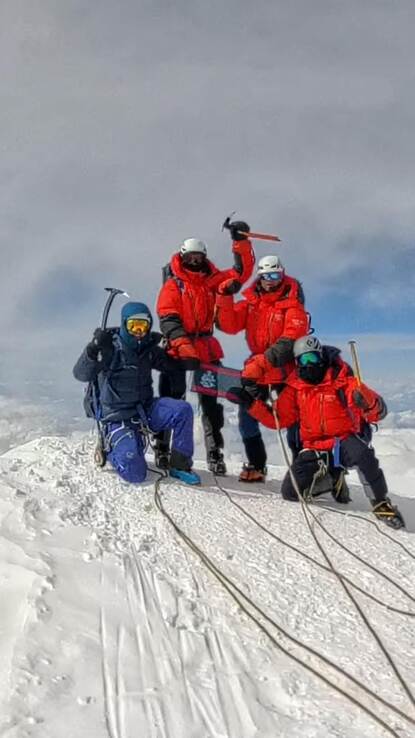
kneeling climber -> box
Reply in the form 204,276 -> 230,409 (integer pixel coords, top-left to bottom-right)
246,335 -> 405,529
73,302 -> 201,485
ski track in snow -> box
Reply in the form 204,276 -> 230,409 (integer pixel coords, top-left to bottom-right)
0,433 -> 415,737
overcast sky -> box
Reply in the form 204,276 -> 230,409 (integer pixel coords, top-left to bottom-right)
1,0 -> 414,401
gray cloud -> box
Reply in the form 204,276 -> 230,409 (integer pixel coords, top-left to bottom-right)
1,0 -> 414,392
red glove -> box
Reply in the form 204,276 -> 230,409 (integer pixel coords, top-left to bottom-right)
168,336 -> 200,361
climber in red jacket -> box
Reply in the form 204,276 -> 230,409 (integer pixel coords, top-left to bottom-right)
247,335 -> 405,529
216,254 -> 309,482
156,221 -> 255,474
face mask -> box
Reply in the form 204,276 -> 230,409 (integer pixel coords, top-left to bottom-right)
184,261 -> 204,272
298,362 -> 327,385
181,253 -> 207,272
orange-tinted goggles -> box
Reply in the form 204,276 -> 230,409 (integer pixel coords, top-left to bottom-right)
126,317 -> 150,336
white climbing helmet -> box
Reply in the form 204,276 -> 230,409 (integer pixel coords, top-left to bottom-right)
293,335 -> 323,359
257,255 -> 284,276
180,238 -> 208,256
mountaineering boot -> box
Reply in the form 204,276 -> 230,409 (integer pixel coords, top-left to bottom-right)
371,498 -> 405,529
331,472 -> 351,504
154,430 -> 171,470
207,449 -> 227,476
239,464 -> 267,483
169,468 -> 201,485
240,434 -> 267,482
169,448 -> 201,486
155,447 -> 170,471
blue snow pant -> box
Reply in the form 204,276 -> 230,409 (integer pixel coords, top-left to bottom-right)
105,398 -> 194,483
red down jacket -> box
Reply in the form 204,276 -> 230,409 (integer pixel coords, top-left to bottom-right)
216,276 -> 309,384
249,359 -> 385,451
157,240 -> 255,363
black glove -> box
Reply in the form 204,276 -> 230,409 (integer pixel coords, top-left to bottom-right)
241,378 -> 269,402
218,278 -> 242,296
86,328 -> 114,360
353,390 -> 388,420
228,220 -> 250,241
377,396 -> 388,420
226,386 -> 255,406
352,389 -> 371,411
265,338 -> 294,368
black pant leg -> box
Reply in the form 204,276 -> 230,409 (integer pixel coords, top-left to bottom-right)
158,370 -> 186,400
199,393 -> 224,456
243,434 -> 267,470
340,435 -> 389,503
286,422 -> 301,460
156,370 -> 187,452
281,451 -> 322,500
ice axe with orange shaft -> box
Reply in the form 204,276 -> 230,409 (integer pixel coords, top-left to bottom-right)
222,212 -> 281,242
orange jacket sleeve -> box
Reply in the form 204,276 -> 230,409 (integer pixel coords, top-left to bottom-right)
242,353 -> 273,382
210,239 -> 255,291
346,379 -> 388,424
282,305 -> 310,340
249,386 -> 299,430
248,399 -> 276,429
215,294 -> 249,334
156,279 -> 188,341
157,278 -> 182,318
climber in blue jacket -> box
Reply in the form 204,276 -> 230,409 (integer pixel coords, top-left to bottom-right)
73,301 -> 201,485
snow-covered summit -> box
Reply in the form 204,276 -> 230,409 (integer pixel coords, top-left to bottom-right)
0,430 -> 414,737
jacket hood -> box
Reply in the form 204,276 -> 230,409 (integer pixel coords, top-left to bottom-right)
119,301 -> 153,348
322,345 -> 342,365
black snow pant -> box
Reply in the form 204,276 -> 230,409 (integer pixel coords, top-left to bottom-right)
156,367 -> 224,459
281,434 -> 389,503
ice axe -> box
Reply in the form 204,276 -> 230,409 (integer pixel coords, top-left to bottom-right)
93,287 -> 129,467
348,339 -> 362,386
222,212 -> 281,242
101,287 -> 130,330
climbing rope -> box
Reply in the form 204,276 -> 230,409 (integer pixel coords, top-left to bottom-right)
269,399 -> 415,713
154,474 -> 414,735
210,474 -> 415,617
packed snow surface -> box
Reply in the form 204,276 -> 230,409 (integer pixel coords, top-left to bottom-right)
0,428 -> 415,738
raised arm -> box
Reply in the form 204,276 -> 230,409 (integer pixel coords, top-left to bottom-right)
215,293 -> 249,334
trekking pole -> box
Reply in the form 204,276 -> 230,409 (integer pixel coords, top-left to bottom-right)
222,213 -> 281,242
348,340 -> 362,386
93,287 -> 129,466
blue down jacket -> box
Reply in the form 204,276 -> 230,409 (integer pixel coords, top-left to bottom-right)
73,331 -> 185,422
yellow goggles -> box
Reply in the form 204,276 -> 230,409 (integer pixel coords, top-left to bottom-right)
125,317 -> 150,336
